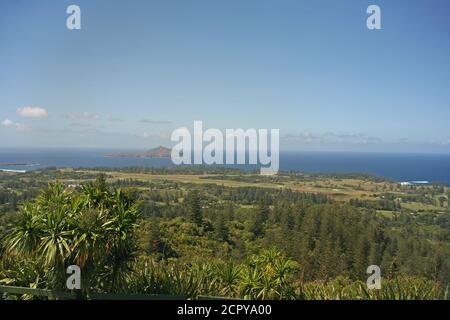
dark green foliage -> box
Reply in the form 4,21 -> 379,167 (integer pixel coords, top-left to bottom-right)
250,201 -> 269,239
187,191 -> 203,225
1,181 -> 140,295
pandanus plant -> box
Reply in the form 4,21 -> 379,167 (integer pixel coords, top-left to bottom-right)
238,248 -> 298,299
3,180 -> 140,296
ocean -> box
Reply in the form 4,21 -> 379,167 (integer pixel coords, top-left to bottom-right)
1,148 -> 450,184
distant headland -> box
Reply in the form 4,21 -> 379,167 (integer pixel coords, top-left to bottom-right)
0,162 -> 40,167
104,146 -> 171,158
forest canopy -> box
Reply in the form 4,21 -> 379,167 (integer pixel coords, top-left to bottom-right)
0,169 -> 449,300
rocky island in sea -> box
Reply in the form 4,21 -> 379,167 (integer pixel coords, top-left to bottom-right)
104,146 -> 172,158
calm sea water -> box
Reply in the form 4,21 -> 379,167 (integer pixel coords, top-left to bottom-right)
1,149 -> 450,184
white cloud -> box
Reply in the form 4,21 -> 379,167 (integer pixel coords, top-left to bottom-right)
1,118 -> 31,131
1,119 -> 13,127
140,119 -> 172,124
17,106 -> 48,118
67,112 -> 100,120
81,112 -> 100,120
282,131 -> 382,145
15,123 -> 31,131
142,132 -> 169,139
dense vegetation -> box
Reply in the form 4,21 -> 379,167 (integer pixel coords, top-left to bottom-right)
0,169 -> 449,300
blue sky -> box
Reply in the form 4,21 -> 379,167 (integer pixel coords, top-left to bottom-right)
1,0 -> 450,152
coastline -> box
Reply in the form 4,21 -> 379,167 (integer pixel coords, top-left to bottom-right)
0,168 -> 27,173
